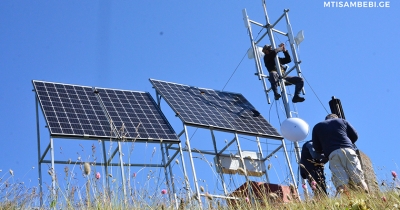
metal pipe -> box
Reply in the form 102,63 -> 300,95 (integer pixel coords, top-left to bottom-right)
102,140 -> 110,194
183,125 -> 202,207
271,28 -> 287,36
35,95 -> 43,206
117,141 -> 127,205
210,129 -> 228,195
177,141 -> 191,200
50,138 -> 56,198
217,137 -> 236,155
256,137 -> 270,183
262,145 -> 283,161
39,143 -> 51,163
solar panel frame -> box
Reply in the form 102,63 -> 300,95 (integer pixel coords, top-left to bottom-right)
149,79 -> 283,140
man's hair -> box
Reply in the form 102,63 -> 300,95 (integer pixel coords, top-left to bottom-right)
325,114 -> 338,120
263,45 -> 272,50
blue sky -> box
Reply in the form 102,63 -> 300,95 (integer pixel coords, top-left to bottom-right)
1,0 -> 399,202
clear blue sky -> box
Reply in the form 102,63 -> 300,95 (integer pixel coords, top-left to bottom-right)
0,0 -> 399,202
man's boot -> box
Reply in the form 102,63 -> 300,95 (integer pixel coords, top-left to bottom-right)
292,95 -> 305,103
274,93 -> 281,100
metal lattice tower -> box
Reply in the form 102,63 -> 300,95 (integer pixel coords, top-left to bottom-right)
242,1 -> 309,198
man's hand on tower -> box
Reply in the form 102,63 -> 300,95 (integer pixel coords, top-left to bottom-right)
279,43 -> 286,52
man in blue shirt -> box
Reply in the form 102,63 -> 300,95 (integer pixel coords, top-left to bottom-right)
300,140 -> 328,197
312,114 -> 368,194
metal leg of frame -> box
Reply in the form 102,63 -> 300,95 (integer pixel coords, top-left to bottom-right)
183,125 -> 202,207
210,129 -> 228,196
256,137 -> 270,183
234,133 -> 253,202
281,139 -> 300,199
102,140 -> 109,199
178,142 -> 190,201
50,138 -> 56,199
160,144 -> 172,201
117,141 -> 127,205
164,144 -> 178,208
35,96 -> 44,206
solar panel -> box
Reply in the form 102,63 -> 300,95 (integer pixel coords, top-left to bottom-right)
33,81 -> 113,138
96,88 -> 179,142
33,81 -> 179,143
149,79 -> 283,139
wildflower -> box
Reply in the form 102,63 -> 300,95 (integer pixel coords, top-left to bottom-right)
302,184 -> 307,190
95,172 -> 101,180
9,169 -> 13,176
83,162 -> 91,175
161,189 -> 167,195
311,180 -> 317,190
382,196 -> 387,202
392,171 -> 397,179
245,197 -> 250,203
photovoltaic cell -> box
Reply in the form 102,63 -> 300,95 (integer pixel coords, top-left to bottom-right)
33,81 -> 113,138
96,88 -> 179,142
149,79 -> 283,139
33,80 -> 179,143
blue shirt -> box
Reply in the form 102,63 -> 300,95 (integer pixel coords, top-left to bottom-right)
312,118 -> 358,157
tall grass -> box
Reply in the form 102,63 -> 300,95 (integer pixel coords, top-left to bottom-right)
0,163 -> 399,209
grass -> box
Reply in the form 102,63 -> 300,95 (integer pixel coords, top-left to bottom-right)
0,165 -> 399,209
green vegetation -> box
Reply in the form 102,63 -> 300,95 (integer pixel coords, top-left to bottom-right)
0,167 -> 399,210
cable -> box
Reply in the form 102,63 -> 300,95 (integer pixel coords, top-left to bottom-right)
222,27 -> 265,91
221,52 -> 247,91
301,72 -> 330,114
268,97 -> 275,122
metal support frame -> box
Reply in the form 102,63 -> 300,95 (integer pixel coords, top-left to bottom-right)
150,78 -> 299,208
34,94 -> 182,208
243,0 -> 309,199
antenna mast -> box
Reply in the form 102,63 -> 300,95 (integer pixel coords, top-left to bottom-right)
243,0 -> 308,198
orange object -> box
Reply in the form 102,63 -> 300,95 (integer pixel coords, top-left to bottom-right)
228,181 -> 298,207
